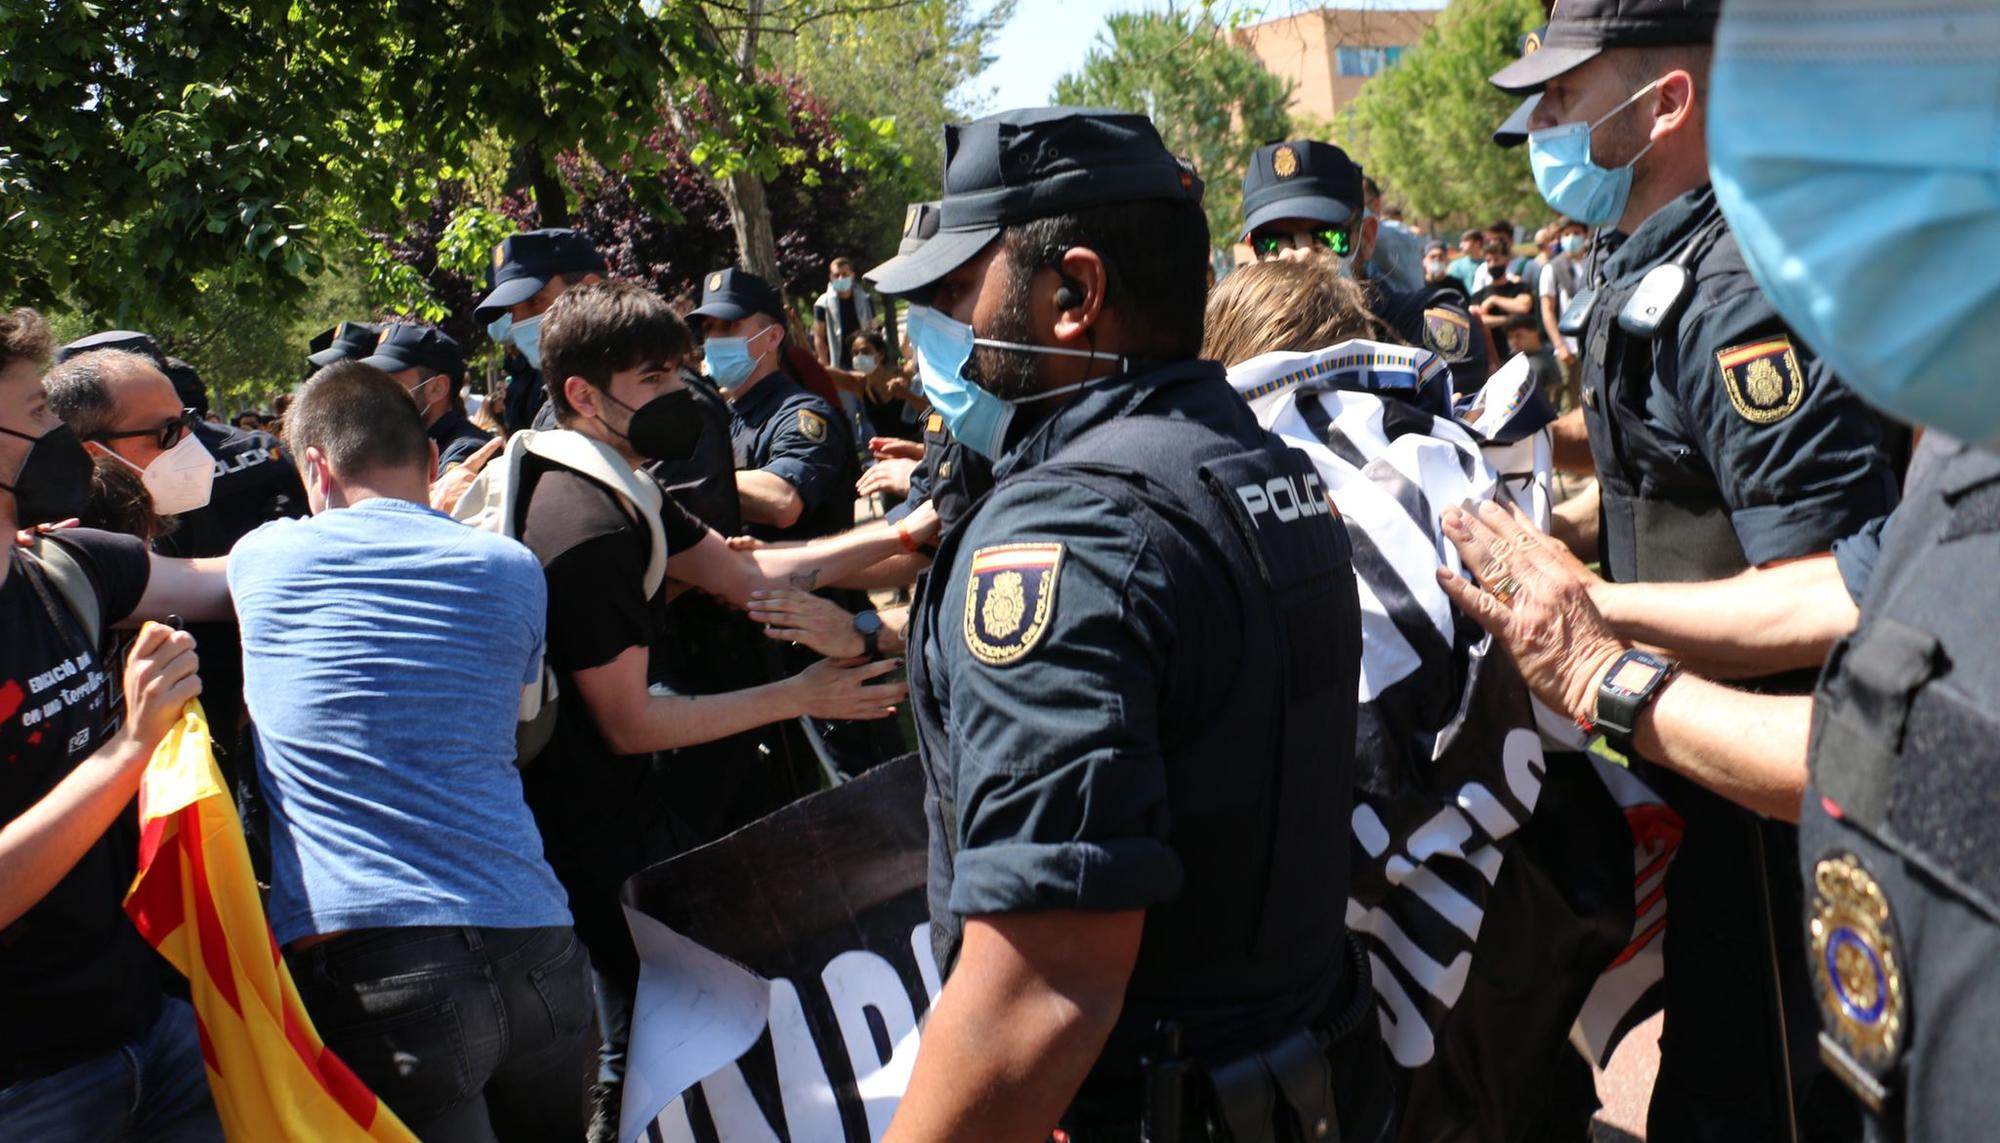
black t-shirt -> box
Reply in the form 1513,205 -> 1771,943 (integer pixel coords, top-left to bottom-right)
0,529 -> 159,1081
515,465 -> 704,874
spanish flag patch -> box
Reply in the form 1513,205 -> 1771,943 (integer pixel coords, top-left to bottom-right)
1716,337 -> 1806,424
963,543 -> 1063,666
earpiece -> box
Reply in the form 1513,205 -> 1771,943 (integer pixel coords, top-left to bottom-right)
1054,279 -> 1084,311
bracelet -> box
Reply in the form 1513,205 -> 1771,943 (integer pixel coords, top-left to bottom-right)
896,522 -> 922,553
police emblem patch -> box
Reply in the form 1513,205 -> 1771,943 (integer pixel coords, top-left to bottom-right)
1717,337 -> 1806,424
926,413 -> 944,435
963,543 -> 1063,666
708,272 -> 725,293
492,242 -> 508,270
1423,307 -> 1471,361
1272,145 -> 1299,179
798,409 -> 828,442
1808,850 -> 1905,1112
903,205 -> 920,237
377,328 -> 394,347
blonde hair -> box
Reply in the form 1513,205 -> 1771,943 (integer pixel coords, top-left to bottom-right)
1201,259 -> 1400,366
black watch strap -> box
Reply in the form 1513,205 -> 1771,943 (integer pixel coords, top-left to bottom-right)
1593,649 -> 1677,754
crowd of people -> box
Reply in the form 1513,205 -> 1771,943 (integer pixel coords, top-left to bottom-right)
1,0 -> 1989,1141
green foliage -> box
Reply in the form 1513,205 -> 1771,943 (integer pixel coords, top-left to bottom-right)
1054,7 -> 1292,249
1342,0 -> 1546,229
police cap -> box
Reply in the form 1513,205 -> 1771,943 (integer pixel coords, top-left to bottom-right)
686,267 -> 787,326
1490,0 -> 1718,93
1492,27 -> 1548,148
358,323 -> 467,383
473,228 -> 608,322
861,202 -> 942,292
867,107 -> 1202,296
1240,140 -> 1364,241
56,330 -> 166,368
306,320 -> 383,367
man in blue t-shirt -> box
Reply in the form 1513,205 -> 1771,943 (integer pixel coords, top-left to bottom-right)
230,362 -> 590,1142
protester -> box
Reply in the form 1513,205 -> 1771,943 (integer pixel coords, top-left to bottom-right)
1537,218 -> 1589,403
811,255 -> 877,371
1503,313 -> 1567,407
870,105 -> 1389,1143
1471,236 -> 1537,329
1447,228 -> 1484,293
1422,240 -> 1453,286
475,228 -> 608,433
1200,257 -> 1391,364
357,322 -> 493,470
230,362 -> 592,1141
1489,0 -> 1900,1136
1,306 -> 234,1140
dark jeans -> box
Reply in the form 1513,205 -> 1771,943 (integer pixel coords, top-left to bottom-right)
288,925 -> 594,1143
0,997 -> 221,1142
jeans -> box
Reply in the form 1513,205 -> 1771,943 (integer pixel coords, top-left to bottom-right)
0,997 -> 223,1142
289,925 -> 595,1143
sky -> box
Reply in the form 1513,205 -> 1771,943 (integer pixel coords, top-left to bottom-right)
959,0 -> 1450,113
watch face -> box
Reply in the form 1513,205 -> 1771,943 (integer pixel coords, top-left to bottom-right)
1606,655 -> 1665,696
854,611 -> 883,635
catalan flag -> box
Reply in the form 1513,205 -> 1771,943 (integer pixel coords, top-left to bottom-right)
122,696 -> 419,1143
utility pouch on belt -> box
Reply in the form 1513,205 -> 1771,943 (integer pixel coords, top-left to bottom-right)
1206,1027 -> 1337,1143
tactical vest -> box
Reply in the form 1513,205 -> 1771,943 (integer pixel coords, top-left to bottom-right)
909,375 -> 1363,1061
1581,208 -> 1746,585
1801,441 -> 2000,1140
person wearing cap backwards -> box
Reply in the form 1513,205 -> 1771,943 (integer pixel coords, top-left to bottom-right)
1240,140 -> 1493,399
473,228 -> 608,434
686,267 -> 859,543
1486,1 -> 1899,1139
869,107 -> 1390,1143
358,323 -> 493,471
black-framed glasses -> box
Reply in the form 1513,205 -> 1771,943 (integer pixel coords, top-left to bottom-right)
95,408 -> 196,451
1251,225 -> 1355,260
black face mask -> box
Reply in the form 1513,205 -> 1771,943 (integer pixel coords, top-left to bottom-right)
601,388 -> 702,463
0,423 -> 93,527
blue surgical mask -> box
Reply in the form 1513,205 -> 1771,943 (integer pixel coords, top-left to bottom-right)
830,276 -> 854,292
1526,80 -> 1662,226
704,328 -> 775,389
488,312 -> 545,370
1560,233 -> 1586,255
1711,2 -> 2000,451
904,304 -> 1125,460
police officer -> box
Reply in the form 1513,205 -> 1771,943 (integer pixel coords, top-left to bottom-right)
473,227 -> 608,433
868,107 -> 1389,1143
357,323 -> 493,470
870,201 -> 995,536
1240,140 -> 1492,398
686,268 -> 859,543
304,319 -> 381,374
1487,1 -> 1898,1138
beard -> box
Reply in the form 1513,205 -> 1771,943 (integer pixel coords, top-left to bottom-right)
963,256 -> 1046,401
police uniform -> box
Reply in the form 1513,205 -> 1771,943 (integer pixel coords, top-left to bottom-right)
875,107 -> 1391,1143
1491,3 -> 1898,1130
359,322 -> 493,470
474,228 -> 608,434
1793,438 -> 1996,1141
887,410 -> 992,533
1239,141 -> 1489,397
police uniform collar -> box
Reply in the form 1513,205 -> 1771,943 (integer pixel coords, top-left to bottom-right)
990,359 -> 1224,482
1604,184 -> 1719,285
427,408 -> 475,442
727,369 -> 802,426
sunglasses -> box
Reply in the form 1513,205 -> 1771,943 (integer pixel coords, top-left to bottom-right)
96,408 -> 197,451
1251,225 -> 1354,260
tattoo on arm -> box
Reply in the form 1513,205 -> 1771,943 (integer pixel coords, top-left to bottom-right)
786,568 -> 821,591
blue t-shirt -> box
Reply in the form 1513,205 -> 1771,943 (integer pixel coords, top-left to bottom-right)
229,497 -> 570,944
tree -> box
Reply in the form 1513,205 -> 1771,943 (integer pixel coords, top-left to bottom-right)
1341,0 -> 1545,229
1054,9 -> 1292,250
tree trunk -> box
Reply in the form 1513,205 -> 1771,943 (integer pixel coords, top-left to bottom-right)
510,142 -> 569,227
721,169 -> 780,280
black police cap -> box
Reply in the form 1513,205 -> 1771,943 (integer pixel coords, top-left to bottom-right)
1492,27 -> 1548,148
307,320 -> 383,367
474,228 -> 608,322
1240,140 -> 1364,241
686,267 -> 787,326
868,107 -> 1203,296
862,202 -> 942,289
55,330 -> 166,368
1490,0 -> 1718,93
358,323 -> 467,382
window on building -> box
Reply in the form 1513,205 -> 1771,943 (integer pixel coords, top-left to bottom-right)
1336,45 -> 1404,77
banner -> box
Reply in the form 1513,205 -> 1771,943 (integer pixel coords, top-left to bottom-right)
122,697 -> 419,1143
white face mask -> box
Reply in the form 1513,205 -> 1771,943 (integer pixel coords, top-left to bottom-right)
113,430 -> 215,516
853,354 -> 878,373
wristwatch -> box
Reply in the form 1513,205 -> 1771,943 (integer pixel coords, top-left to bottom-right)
853,609 -> 884,659
1589,649 -> 1678,754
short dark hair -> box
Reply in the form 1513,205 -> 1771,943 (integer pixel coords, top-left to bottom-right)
83,454 -> 172,541
290,362 -> 429,477
0,308 -> 53,374
46,349 -> 158,438
540,280 -> 694,421
850,329 -> 888,356
1504,314 -> 1542,337
998,196 -> 1211,362
1459,229 -> 1483,245
1489,220 -> 1513,235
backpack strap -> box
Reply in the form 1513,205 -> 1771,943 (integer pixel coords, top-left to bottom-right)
25,534 -> 103,652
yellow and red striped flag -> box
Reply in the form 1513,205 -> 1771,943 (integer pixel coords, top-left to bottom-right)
123,697 -> 420,1143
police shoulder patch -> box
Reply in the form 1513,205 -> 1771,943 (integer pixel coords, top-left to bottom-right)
1423,306 -> 1472,361
1717,337 -> 1806,424
1808,850 -> 1906,1112
926,412 -> 944,435
798,409 -> 828,442
963,543 -> 1063,666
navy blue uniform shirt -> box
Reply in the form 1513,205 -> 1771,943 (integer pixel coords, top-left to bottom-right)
727,370 -> 857,542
